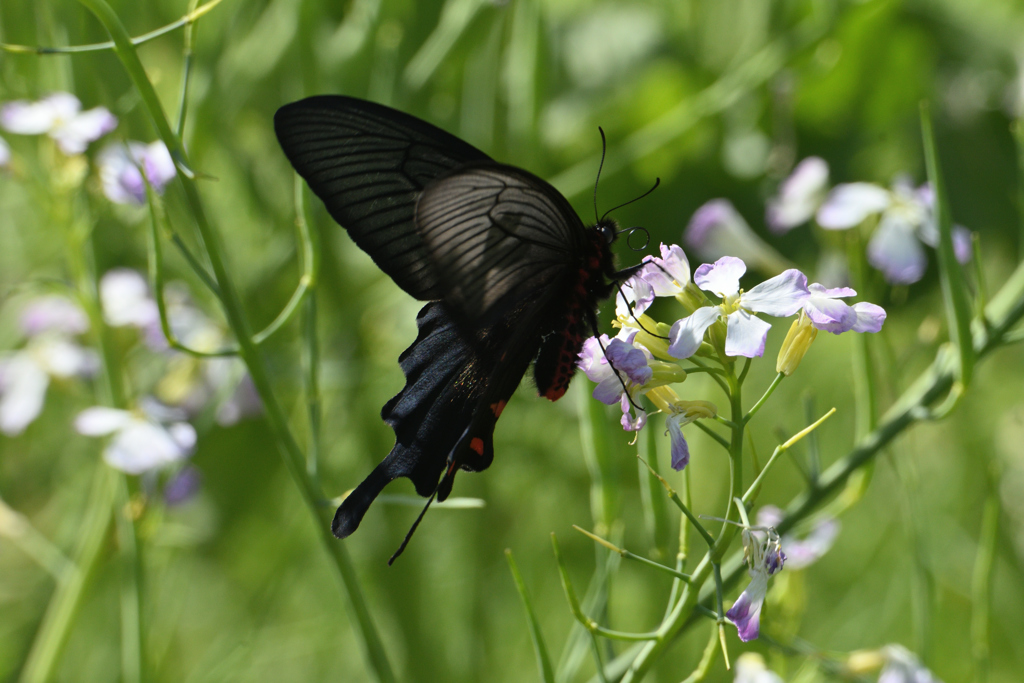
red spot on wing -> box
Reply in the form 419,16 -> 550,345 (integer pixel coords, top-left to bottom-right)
490,400 -> 507,417
545,385 -> 567,401
470,437 -> 485,455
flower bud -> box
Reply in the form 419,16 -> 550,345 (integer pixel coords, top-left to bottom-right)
776,311 -> 817,376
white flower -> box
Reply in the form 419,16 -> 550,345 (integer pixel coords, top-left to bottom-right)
734,653 -> 783,683
878,645 -> 942,683
766,156 -> 830,233
19,295 -> 90,336
816,178 -> 972,284
0,136 -> 10,167
667,256 -> 809,359
100,269 -> 159,329
1,92 -> 117,155
0,336 -> 98,435
75,400 -> 196,474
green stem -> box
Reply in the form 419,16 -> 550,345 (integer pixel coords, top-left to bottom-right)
114,480 -> 142,683
744,373 -> 784,425
19,469 -> 116,683
73,3 -> 396,680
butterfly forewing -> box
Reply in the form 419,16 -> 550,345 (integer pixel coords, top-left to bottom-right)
416,164 -> 584,323
274,96 -> 492,300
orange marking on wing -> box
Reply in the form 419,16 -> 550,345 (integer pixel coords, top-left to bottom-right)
470,437 -> 485,455
490,400 -> 507,417
545,386 -> 567,401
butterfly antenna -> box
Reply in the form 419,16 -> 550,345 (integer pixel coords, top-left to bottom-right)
388,488 -> 438,565
593,127 -> 608,224
600,177 -> 661,224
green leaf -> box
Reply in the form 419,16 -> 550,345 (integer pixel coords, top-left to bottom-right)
920,102 -> 975,387
505,549 -> 556,683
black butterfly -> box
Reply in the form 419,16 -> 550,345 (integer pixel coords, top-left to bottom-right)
274,96 -> 644,558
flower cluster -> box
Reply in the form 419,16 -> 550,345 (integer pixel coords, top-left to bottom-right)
684,157 -> 973,286
0,296 -> 97,435
0,92 -> 176,205
769,157 -> 972,284
579,243 -> 884,470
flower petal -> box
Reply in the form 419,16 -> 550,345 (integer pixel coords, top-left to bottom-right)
51,106 -> 117,155
19,295 -> 89,336
694,256 -> 746,297
75,406 -> 133,436
726,572 -> 768,642
816,183 -> 891,229
867,214 -> 927,284
850,302 -> 886,333
605,339 -> 652,385
667,306 -> 721,359
104,421 -> 188,474
0,356 -> 50,435
0,136 -> 10,167
685,200 -> 792,275
1,93 -> 81,135
766,156 -> 829,233
667,415 -> 690,470
100,269 -> 159,328
740,269 -> 809,317
803,284 -> 857,333
640,243 -> 691,296
725,310 -> 771,358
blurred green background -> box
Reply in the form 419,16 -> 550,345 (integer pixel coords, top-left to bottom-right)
2,0 -> 1024,681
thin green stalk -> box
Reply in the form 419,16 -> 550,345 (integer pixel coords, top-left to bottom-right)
680,624 -> 721,683
552,535 -> 660,643
572,526 -> 690,583
743,373 -> 784,424
19,469 -> 116,683
0,0 -> 222,54
507,549 -> 556,683
115,479 -> 142,683
75,3 -> 396,680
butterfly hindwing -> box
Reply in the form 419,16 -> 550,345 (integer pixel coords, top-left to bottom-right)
274,96 -> 492,300
332,301 -> 541,539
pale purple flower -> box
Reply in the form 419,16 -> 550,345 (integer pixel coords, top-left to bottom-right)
734,653 -> 784,683
878,645 -> 942,683
803,284 -> 886,334
19,295 -> 89,336
684,199 -> 793,276
756,505 -> 840,570
667,257 -> 809,359
617,243 -> 692,318
580,332 -> 652,431
817,179 -> 971,284
100,269 -> 159,329
665,401 -> 716,470
1,92 -> 116,155
0,336 -> 98,435
0,137 -> 10,167
726,526 -> 785,642
98,140 -> 176,205
75,400 -> 196,474
766,157 -> 830,233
